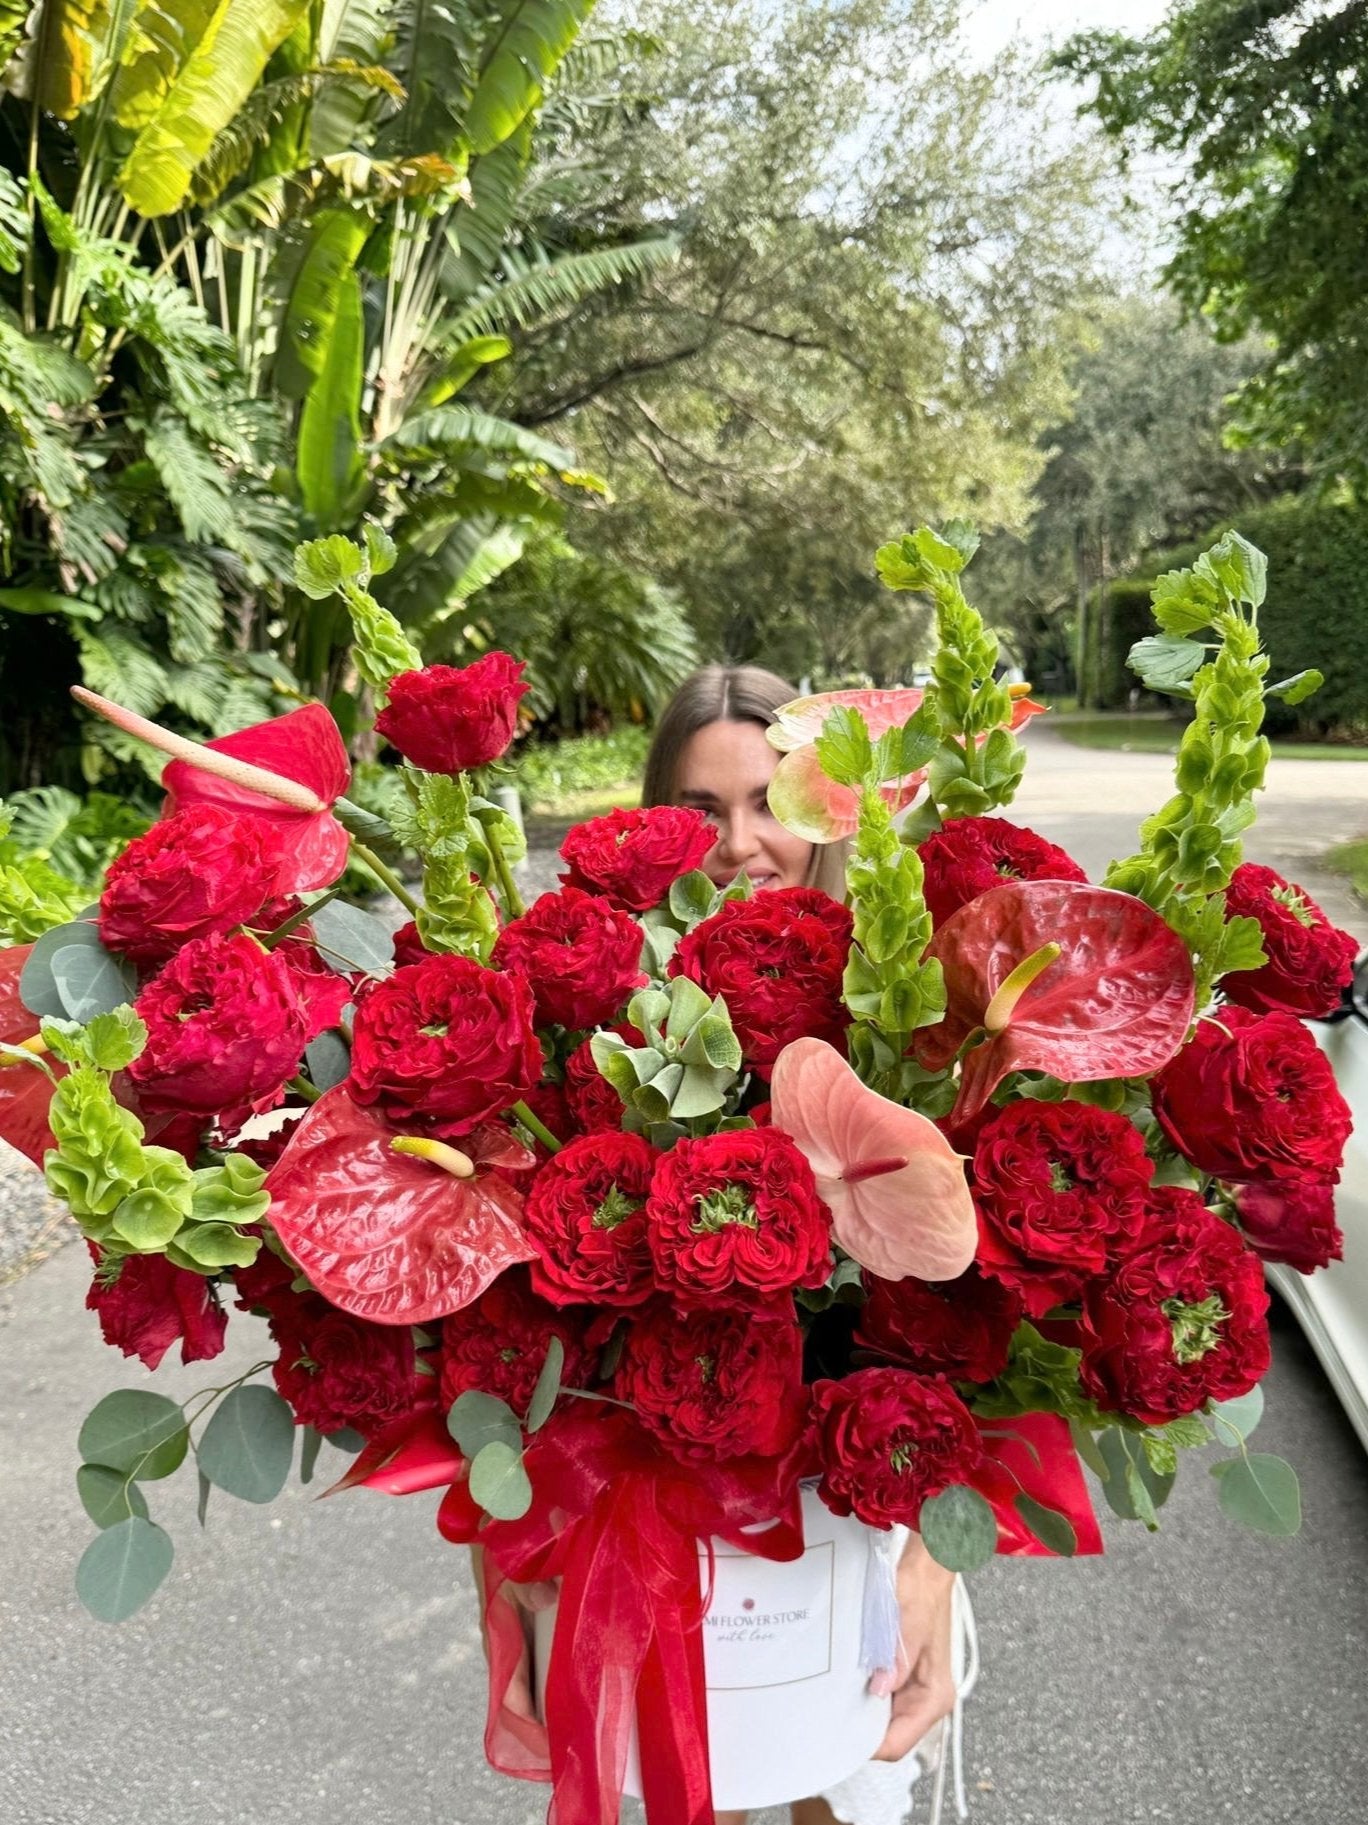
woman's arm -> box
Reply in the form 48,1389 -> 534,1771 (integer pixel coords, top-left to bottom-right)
870,1532 -> 959,1762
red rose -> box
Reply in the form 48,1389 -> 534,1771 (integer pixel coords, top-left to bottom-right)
972,1100 -> 1153,1316
348,952 -> 541,1138
273,929 -> 352,1039
391,920 -> 429,967
1079,1186 -> 1271,1425
670,887 -> 853,1079
85,1244 -> 226,1371
559,805 -> 715,912
645,1126 -> 832,1307
1236,1178 -> 1344,1275
918,816 -> 1087,927
857,1265 -> 1022,1384
523,1132 -> 657,1306
492,886 -> 645,1031
1219,863 -> 1358,1018
128,932 -> 314,1121
266,1291 -> 419,1436
373,652 -> 528,774
98,806 -> 286,967
616,1299 -> 808,1461
1152,1007 -> 1351,1184
563,1034 -> 627,1135
438,1270 -> 596,1415
810,1368 -> 984,1529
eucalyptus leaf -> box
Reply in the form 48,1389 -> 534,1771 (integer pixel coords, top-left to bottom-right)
468,1439 -> 533,1521
49,942 -> 138,1022
19,920 -> 102,1019
197,1469 -> 212,1528
309,900 -> 396,975
304,1027 -> 351,1092
79,1391 -> 187,1481
75,1517 -> 173,1623
918,1483 -> 998,1573
447,1390 -> 523,1460
76,1464 -> 149,1530
1013,1494 -> 1078,1556
1213,1452 -> 1300,1537
1209,1385 -> 1265,1448
525,1336 -> 565,1434
299,1427 -> 324,1487
198,1385 -> 295,1504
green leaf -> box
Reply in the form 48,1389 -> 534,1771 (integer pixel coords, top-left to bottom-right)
1266,669 -> 1324,706
0,587 -> 101,621
198,1385 -> 295,1503
299,1426 -> 324,1487
1209,1385 -> 1264,1447
883,706 -> 941,778
1197,531 -> 1267,609
80,1008 -> 148,1073
1213,1452 -> 1300,1537
1068,1419 -> 1109,1480
304,1027 -> 351,1093
1150,566 -> 1222,636
465,0 -> 596,155
1013,1494 -> 1077,1556
196,1468 -> 212,1527
79,1391 -> 188,1481
1097,1426 -> 1173,1528
918,1483 -> 999,1573
363,523 -> 398,578
19,920 -> 103,1019
668,871 -> 718,927
814,705 -> 873,788
1128,634 -> 1206,693
309,900 -> 396,974
525,1335 -> 565,1434
467,1439 -> 533,1521
75,1517 -> 174,1623
76,1464 -> 149,1531
293,532 -> 365,599
296,260 -> 365,528
1213,914 -> 1268,978
447,1390 -> 523,1460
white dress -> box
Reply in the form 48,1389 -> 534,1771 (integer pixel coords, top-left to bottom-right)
816,1575 -> 979,1825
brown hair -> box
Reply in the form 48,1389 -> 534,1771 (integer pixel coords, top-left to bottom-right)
642,664 -> 850,900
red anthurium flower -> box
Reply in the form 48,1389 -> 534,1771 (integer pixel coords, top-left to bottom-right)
0,944 -> 64,1167
73,688 -> 351,894
263,1088 -> 537,1324
914,880 -> 1195,1125
768,1036 -> 977,1281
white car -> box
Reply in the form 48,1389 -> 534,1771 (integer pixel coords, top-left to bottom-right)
1271,955 -> 1368,1451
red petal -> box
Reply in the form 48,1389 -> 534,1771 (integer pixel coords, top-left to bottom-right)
0,945 -> 64,1167
264,1088 -> 536,1324
915,881 -> 1195,1123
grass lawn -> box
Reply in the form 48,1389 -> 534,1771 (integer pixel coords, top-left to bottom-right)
1052,712 -> 1368,762
1325,838 -> 1368,903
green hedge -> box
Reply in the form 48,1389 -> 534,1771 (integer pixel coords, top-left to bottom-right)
1096,497 -> 1368,736
1078,578 -> 1160,710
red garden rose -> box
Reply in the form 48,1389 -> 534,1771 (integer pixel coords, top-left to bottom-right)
670,887 -> 853,1079
128,931 -> 314,1121
391,920 -> 430,967
85,1244 -> 226,1371
918,816 -> 1087,928
266,1292 -> 420,1436
98,806 -> 286,967
810,1367 -> 984,1530
1152,1007 -> 1352,1185
373,652 -> 528,775
645,1126 -> 832,1307
1219,862 -> 1358,1018
492,886 -> 645,1031
1079,1186 -> 1271,1425
972,1099 -> 1154,1316
523,1131 -> 657,1306
273,929 -> 353,1039
856,1264 -> 1023,1384
563,1034 -> 627,1135
1235,1178 -> 1344,1275
616,1299 -> 808,1461
438,1270 -> 596,1415
559,805 -> 716,912
348,952 -> 541,1138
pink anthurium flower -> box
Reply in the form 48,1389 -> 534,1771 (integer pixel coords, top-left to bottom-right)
914,879 -> 1196,1125
71,689 -> 351,893
264,1088 -> 536,1324
768,1036 -> 977,1281
0,944 -> 64,1167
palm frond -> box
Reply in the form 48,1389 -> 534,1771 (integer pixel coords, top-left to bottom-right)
312,0 -> 402,149
140,409 -> 238,544
465,0 -> 594,156
0,170 -> 28,273
49,491 -> 129,588
443,237 -> 677,342
379,0 -> 480,158
190,61 -> 401,202
441,126 -> 531,298
379,403 -> 573,471
1,785 -> 84,857
74,623 -> 170,717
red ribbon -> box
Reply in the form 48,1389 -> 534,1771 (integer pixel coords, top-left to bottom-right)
972,1411 -> 1105,1555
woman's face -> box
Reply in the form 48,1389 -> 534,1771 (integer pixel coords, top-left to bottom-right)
673,718 -> 813,892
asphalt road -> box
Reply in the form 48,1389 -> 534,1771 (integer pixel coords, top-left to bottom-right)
1,725 -> 1366,1825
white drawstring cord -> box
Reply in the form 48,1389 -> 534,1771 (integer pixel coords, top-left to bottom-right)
924,1576 -> 980,1825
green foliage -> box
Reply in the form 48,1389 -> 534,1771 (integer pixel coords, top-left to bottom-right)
918,1483 -> 999,1574
592,976 -> 743,1134
197,1385 -> 295,1504
509,724 -> 649,812
387,770 -> 502,960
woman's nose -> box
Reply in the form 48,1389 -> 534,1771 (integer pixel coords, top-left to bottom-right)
716,808 -> 759,862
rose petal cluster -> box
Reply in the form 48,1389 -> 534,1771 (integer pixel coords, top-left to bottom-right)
918,816 -> 1087,928
856,1265 -> 1022,1384
85,1244 -> 226,1371
492,886 -> 644,1031
268,1297 -> 420,1437
129,931 -> 315,1121
1152,1007 -> 1351,1184
559,805 -> 715,912
810,1367 -> 983,1530
99,806 -> 287,968
670,887 -> 853,1078
523,1132 -> 657,1307
1079,1187 -> 1270,1426
374,652 -> 527,775
1219,862 -> 1358,1018
438,1271 -> 596,1415
1235,1179 -> 1344,1275
348,952 -> 541,1138
972,1100 -> 1153,1315
616,1300 -> 808,1461
563,1034 -> 627,1135
645,1127 -> 832,1307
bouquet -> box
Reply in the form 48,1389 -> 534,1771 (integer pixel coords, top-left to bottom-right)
0,522 -> 1355,1823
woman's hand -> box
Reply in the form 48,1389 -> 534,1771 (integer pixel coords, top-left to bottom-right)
469,1546 -> 558,1723
869,1533 -> 958,1762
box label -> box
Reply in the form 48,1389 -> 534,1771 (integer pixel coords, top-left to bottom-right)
701,1539 -> 835,1689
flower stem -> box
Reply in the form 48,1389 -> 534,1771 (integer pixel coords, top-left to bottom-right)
484,819 -> 525,921
287,1076 -> 323,1105
349,839 -> 421,916
261,887 -> 343,947
512,1099 -> 561,1153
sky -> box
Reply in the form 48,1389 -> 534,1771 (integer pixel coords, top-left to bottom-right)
967,0 -> 1174,56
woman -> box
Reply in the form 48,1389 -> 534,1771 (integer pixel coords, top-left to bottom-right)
645,665 -> 963,1825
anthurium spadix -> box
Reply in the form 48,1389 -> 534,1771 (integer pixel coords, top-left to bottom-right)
914,879 -> 1196,1124
768,1037 -> 976,1281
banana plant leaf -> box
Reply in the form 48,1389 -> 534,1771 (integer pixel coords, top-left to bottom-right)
264,1089 -> 537,1324
914,880 -> 1196,1124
